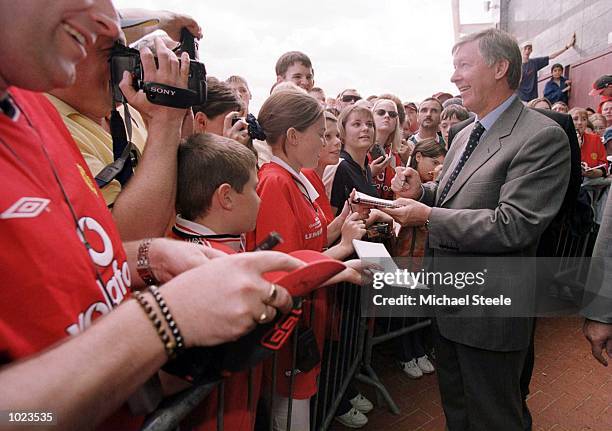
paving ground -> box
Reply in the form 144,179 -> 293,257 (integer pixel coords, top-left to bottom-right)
332,317 -> 612,431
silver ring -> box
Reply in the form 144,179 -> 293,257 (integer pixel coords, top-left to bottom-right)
265,283 -> 278,304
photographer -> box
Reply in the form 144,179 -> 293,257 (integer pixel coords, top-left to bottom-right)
192,77 -> 251,146
47,11 -> 202,241
0,2 -> 301,430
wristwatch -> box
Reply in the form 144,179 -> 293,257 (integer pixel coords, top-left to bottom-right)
137,238 -> 159,286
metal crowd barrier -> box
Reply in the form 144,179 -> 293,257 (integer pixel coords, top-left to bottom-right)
356,316 -> 431,415
312,282 -> 367,430
142,381 -> 221,431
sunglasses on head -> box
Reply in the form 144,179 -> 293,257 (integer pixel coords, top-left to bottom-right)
341,95 -> 361,103
374,109 -> 398,118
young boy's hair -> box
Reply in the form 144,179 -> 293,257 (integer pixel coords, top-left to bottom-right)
226,75 -> 250,88
176,133 -> 257,221
324,111 -> 337,122
193,77 -> 243,119
275,51 -> 313,77
550,63 -> 564,73
441,104 -> 470,122
309,87 -> 325,96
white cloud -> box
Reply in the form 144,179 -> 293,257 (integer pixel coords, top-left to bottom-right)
113,0 -> 491,112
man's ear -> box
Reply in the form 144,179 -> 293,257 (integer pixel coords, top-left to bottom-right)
494,59 -> 510,82
215,183 -> 234,210
415,152 -> 423,164
194,111 -> 209,134
276,75 -> 284,84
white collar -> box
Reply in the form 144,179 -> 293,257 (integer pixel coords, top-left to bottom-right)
174,214 -> 217,236
270,156 -> 319,202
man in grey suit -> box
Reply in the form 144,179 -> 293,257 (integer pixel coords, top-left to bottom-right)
382,29 -> 571,430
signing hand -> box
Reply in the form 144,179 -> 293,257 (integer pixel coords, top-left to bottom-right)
390,166 -> 422,199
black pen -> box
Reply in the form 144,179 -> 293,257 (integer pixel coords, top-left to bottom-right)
254,232 -> 283,251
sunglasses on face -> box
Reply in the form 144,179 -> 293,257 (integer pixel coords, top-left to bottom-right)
374,109 -> 398,118
341,95 -> 361,103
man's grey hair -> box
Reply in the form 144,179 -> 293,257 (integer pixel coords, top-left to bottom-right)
452,28 -> 522,91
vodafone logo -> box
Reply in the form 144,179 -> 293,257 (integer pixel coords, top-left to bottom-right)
66,217 -> 131,336
77,217 -> 114,267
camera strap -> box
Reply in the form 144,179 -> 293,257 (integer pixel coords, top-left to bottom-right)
94,102 -> 138,189
143,82 -> 199,109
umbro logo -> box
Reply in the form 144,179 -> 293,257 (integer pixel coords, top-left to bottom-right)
1,197 -> 50,219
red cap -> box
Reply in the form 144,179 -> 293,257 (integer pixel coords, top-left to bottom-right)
264,250 -> 346,297
589,75 -> 612,96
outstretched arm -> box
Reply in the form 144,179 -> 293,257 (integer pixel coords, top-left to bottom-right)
548,32 -> 576,60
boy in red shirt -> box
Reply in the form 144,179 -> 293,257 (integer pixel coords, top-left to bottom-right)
169,133 -> 260,430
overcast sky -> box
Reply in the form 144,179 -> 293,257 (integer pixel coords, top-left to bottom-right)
113,0 -> 492,113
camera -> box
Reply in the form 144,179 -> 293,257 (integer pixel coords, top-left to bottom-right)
109,28 -> 207,108
369,143 -> 385,160
366,222 -> 392,241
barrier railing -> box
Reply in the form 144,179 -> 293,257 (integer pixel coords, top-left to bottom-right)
356,317 -> 431,415
312,282 -> 366,430
141,380 -> 220,431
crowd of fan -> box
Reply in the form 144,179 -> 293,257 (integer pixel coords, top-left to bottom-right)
1,2 -> 611,431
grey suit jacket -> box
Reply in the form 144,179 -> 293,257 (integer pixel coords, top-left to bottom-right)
421,97 -> 571,351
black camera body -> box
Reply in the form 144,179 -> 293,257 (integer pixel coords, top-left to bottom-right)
369,143 -> 385,160
109,29 -> 207,108
366,221 -> 392,241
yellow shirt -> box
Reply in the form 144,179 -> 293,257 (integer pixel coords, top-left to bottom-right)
45,94 -> 147,206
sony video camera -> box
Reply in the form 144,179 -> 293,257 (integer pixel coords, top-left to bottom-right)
109,28 -> 207,109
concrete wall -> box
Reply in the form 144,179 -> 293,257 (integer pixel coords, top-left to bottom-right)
505,0 -> 612,63
504,0 -> 612,107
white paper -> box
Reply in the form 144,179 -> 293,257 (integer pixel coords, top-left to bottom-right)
352,239 -> 426,289
352,191 -> 400,208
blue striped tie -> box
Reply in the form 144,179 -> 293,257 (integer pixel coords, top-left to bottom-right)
437,121 -> 485,206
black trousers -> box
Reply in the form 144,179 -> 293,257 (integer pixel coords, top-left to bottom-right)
434,325 -> 529,431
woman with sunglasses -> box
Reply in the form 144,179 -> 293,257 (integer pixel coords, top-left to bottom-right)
369,98 -> 404,200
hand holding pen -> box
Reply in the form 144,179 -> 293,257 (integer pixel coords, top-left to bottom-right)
391,165 -> 422,199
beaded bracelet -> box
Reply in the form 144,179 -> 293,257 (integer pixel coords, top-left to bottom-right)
148,285 -> 185,353
137,238 -> 159,286
133,289 -> 177,359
